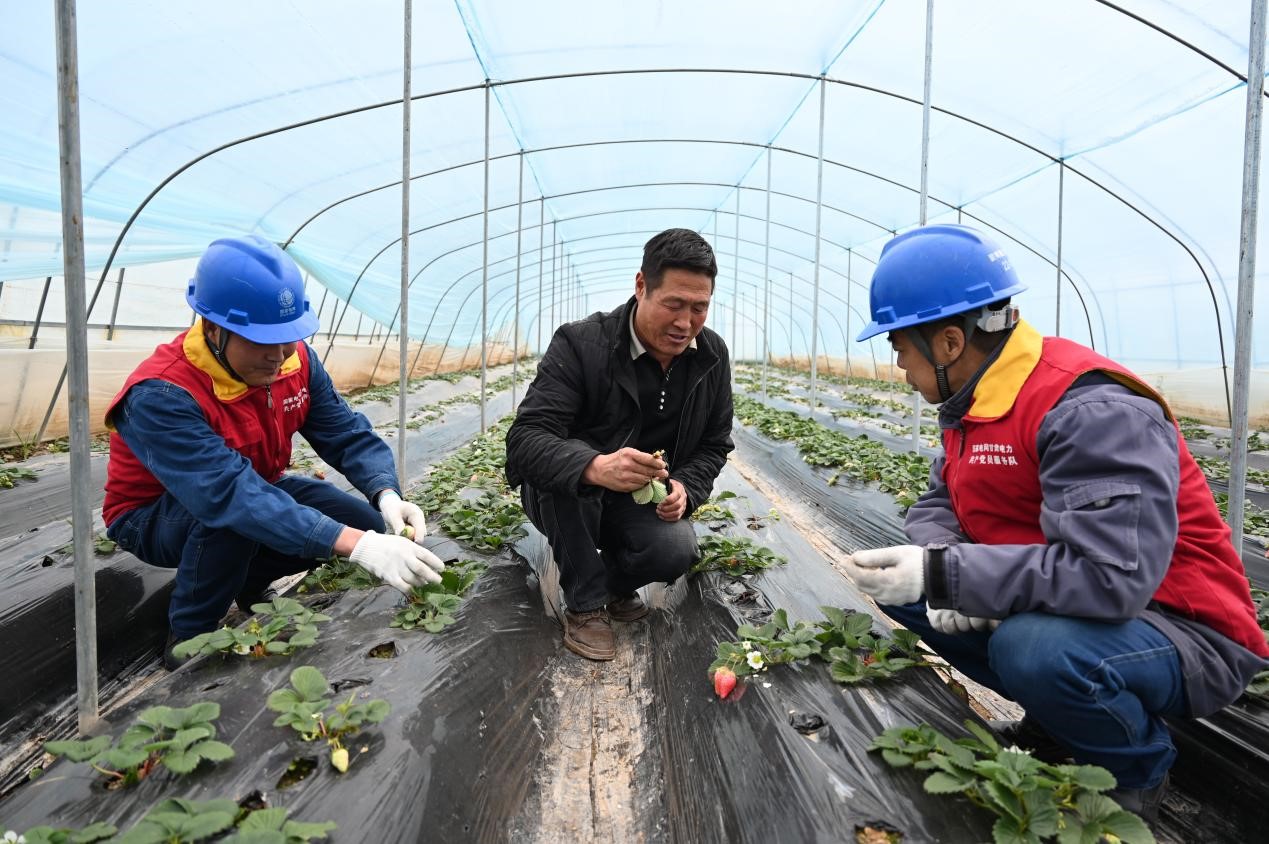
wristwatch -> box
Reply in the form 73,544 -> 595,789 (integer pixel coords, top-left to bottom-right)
924,543 -> 950,604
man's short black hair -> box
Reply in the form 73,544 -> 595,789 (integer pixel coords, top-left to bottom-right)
641,228 -> 718,292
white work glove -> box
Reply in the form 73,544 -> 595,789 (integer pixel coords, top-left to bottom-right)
377,490 -> 427,543
349,531 -> 445,593
927,607 -> 1001,634
843,545 -> 925,606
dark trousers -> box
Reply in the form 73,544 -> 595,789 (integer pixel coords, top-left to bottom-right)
108,476 -> 384,638
881,600 -> 1186,790
521,483 -> 699,612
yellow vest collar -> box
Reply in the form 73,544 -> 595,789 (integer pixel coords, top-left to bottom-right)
966,319 -> 1043,421
182,320 -> 302,402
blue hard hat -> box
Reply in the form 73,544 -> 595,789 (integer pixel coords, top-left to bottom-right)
186,235 -> 320,344
856,224 -> 1027,342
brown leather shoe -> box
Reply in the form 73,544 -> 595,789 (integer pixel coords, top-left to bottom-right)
607,593 -> 650,622
563,609 -> 616,661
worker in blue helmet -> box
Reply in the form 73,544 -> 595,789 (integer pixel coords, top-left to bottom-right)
843,224 -> 1267,826
103,235 -> 445,669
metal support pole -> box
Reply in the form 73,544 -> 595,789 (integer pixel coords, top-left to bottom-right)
1230,0 -> 1267,550
911,0 -> 934,454
1055,160 -> 1065,337
919,0 -> 934,226
761,146 -> 772,398
732,188 -> 740,364
551,230 -> 558,335
537,199 -> 545,353
809,76 -> 826,418
396,0 -> 413,486
55,0 -> 98,733
106,266 -> 125,341
845,248 -> 853,378
788,270 -> 793,370
479,79 -> 491,433
513,150 -> 524,409
29,276 -> 53,350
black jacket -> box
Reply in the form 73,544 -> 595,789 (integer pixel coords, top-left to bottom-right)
506,296 -> 734,516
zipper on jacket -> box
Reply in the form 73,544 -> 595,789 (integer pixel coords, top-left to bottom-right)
266,384 -> 273,409
670,358 -> 719,472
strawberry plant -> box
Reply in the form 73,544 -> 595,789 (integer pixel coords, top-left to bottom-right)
632,479 -> 668,505
709,606 -> 929,697
691,534 -> 786,576
171,597 -> 331,661
58,532 -> 117,557
1177,417 -> 1211,442
1195,455 -> 1269,487
114,798 -> 238,844
439,490 -> 528,552
4,823 -> 115,844
392,559 -> 487,632
267,666 -> 389,773
1214,493 -> 1269,541
870,721 -> 1155,844
0,465 -> 37,489
298,555 -> 382,593
691,490 -> 741,523
224,807 -> 336,843
413,417 -> 527,553
44,702 -> 233,788
1248,587 -> 1269,700
632,451 -> 669,506
734,395 -> 931,510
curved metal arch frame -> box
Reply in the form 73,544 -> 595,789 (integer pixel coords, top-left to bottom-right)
350,197 -> 1097,366
426,239 -> 875,384
344,175 -> 898,357
74,67 -> 1235,439
309,140 -> 1109,349
372,218 -> 882,375
363,187 -> 882,352
485,261 -> 864,380
262,84 -> 1222,386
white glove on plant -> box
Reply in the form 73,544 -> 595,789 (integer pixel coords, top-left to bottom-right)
378,490 -> 427,543
843,545 -> 925,606
349,531 -> 445,593
927,607 -> 1001,634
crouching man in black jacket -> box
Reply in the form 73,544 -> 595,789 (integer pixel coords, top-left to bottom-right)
505,228 -> 735,660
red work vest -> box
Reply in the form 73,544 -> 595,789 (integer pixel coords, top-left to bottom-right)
102,325 -> 312,526
942,325 -> 1268,657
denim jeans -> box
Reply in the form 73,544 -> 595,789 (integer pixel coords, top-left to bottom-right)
108,475 -> 383,638
881,601 -> 1185,789
521,483 -> 699,612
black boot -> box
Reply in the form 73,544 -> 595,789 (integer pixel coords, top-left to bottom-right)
235,582 -> 280,614
163,631 -> 195,671
1107,772 -> 1169,825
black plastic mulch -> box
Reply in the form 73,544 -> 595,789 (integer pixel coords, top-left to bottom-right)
730,421 -> 1268,842
0,389 -> 513,774
0,540 -> 562,841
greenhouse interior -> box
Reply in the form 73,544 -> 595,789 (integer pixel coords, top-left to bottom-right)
2,1 -> 1268,842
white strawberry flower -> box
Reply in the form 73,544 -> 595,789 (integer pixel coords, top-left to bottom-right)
746,650 -> 765,670
4,831 -> 27,844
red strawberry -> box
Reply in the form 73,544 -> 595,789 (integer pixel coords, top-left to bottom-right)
713,666 -> 737,699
